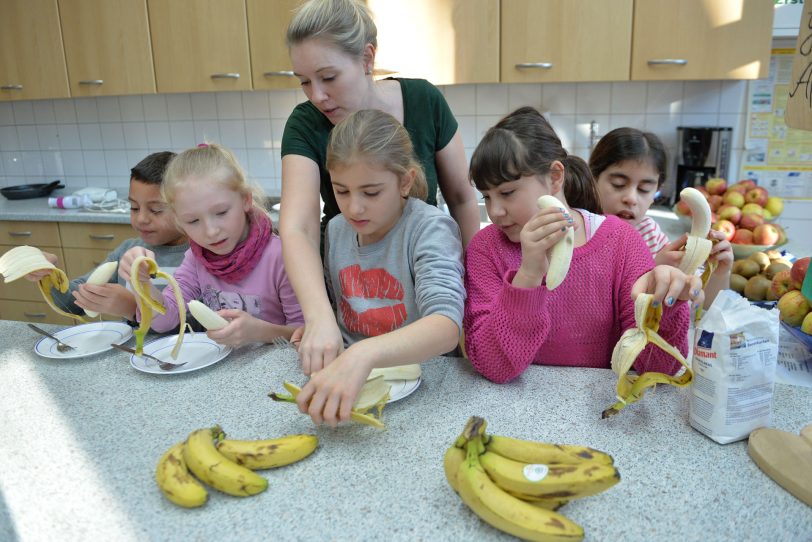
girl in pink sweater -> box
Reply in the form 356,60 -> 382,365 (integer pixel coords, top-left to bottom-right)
120,144 -> 303,347
464,107 -> 704,384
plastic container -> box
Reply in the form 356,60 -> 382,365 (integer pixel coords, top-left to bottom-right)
48,195 -> 92,209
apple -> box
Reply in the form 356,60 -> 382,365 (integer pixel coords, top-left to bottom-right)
745,187 -> 769,207
765,196 -> 783,217
791,257 -> 810,285
707,194 -> 724,211
737,179 -> 757,191
718,204 -> 742,225
723,191 -> 745,208
731,229 -> 753,244
741,203 -> 764,216
762,209 -> 774,221
696,186 -> 710,198
752,224 -> 781,246
802,312 -> 812,335
675,199 -> 692,216
726,185 -> 748,196
739,213 -> 764,230
772,270 -> 796,298
705,178 -> 728,195
711,211 -> 719,223
712,220 -> 736,241
777,290 -> 811,327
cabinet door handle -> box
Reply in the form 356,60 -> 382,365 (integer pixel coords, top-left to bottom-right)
9,231 -> 32,237
647,59 -> 688,66
263,71 -> 295,77
1,84 -> 23,90
515,63 -> 553,70
24,312 -> 47,318
89,234 -> 115,240
78,79 -> 104,85
211,73 -> 240,79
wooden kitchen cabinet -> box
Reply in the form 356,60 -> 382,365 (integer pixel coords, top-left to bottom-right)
246,0 -> 301,90
501,0 -> 633,83
58,0 -> 156,97
59,223 -> 134,252
369,0 -> 499,85
631,0 -> 774,80
148,0 -> 252,93
0,0 -> 70,101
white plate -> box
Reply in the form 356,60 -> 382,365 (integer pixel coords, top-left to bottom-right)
34,321 -> 134,359
386,378 -> 422,403
130,334 -> 231,375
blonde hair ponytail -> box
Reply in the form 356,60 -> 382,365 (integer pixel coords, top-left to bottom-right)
287,0 -> 377,59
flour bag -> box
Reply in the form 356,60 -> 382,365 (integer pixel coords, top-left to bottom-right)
689,289 -> 779,444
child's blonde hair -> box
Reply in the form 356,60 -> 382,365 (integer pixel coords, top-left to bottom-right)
287,0 -> 377,60
162,143 -> 266,215
326,110 -> 428,200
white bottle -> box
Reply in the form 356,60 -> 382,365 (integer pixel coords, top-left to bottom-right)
48,195 -> 92,209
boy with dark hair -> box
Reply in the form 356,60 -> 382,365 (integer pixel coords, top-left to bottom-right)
26,152 -> 188,320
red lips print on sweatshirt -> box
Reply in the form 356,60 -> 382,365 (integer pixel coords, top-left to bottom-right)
339,265 -> 407,337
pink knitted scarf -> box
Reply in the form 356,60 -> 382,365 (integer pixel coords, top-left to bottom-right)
190,210 -> 272,284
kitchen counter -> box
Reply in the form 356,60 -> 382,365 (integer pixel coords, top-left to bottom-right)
1,320 -> 809,541
0,195 -> 131,224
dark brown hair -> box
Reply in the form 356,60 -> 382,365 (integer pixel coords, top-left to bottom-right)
589,127 -> 667,187
130,151 -> 176,186
469,107 -> 601,214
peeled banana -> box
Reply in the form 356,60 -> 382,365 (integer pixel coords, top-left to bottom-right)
269,381 -> 387,429
368,364 -> 421,381
155,442 -> 208,508
216,434 -> 318,470
131,256 -> 186,358
182,426 -> 268,497
0,245 -> 87,323
536,195 -> 574,290
602,293 -> 693,418
82,261 -> 118,317
678,187 -> 718,281
187,299 -> 228,331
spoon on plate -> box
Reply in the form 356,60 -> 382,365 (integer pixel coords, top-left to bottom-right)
27,323 -> 75,352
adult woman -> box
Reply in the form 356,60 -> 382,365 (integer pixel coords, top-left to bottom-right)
280,0 -> 479,373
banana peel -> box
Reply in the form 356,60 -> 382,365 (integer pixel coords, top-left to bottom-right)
131,256 -> 186,358
269,381 -> 387,429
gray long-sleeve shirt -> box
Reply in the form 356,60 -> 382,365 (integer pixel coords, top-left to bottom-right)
324,197 -> 465,347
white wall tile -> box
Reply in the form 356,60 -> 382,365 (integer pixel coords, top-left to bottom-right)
12,101 -> 35,124
21,151 -> 44,177
194,120 -> 220,143
610,82 -> 647,114
83,151 -> 107,176
17,126 -> 40,150
36,125 -> 60,150
97,96 -> 122,122
574,115 -> 609,148
242,91 -> 270,119
191,93 -> 218,120
683,81 -> 721,113
41,151 -> 64,177
0,126 -> 20,151
542,83 -> 576,114
119,95 -> 145,121
216,93 -> 244,119
719,81 -> 747,114
62,175 -> 88,189
100,123 -> 126,149
247,149 -> 275,178
571,147 -> 590,161
232,149 -> 248,169
244,120 -> 273,148
681,113 -> 719,126
270,119 -> 286,148
717,113 -> 746,148
145,121 -> 172,149
219,120 -> 247,148
508,84 -> 542,111
269,89 -> 299,119
644,113 -> 681,149
104,150 -> 129,177
86,175 -> 111,188
646,82 -> 683,114
476,84 -> 509,115
548,115 -> 575,150
142,95 -> 168,121
32,101 -> 56,124
2,152 -> 24,177
169,121 -> 195,150
123,122 -> 149,149
166,94 -> 193,121
79,124 -> 103,149
0,103 -> 14,125
575,83 -> 611,114
74,98 -> 99,123
57,124 -> 81,150
443,85 -> 477,116
609,114 -> 645,131
456,116 -> 477,149
53,100 -> 77,124
475,115 -> 503,141
61,150 -> 85,176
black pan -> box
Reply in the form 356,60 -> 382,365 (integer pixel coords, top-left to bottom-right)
0,180 -> 65,200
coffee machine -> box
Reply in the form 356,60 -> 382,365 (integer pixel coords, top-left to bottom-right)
673,126 -> 732,204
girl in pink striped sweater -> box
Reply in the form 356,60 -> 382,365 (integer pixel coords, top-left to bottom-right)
589,128 -> 732,309
463,108 -> 703,384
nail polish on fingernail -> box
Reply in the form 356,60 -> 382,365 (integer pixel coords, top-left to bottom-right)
693,303 -> 700,310
692,289 -> 700,297
652,300 -> 661,308
666,296 -> 675,306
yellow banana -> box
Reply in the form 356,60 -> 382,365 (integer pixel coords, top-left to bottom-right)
368,364 -> 421,381
269,381 -> 386,429
353,375 -> 391,413
187,300 -> 228,331
216,434 -> 318,470
155,442 -> 208,508
83,261 -> 118,317
456,436 -> 584,542
131,256 -> 186,358
479,451 -> 620,499
536,195 -> 574,290
182,426 -> 268,497
602,293 -> 692,418
483,435 -> 614,466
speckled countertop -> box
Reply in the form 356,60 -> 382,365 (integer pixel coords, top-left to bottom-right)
0,195 -> 131,224
0,320 -> 810,541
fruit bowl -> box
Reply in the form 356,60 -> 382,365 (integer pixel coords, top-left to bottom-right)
782,322 -> 812,350
731,241 -> 788,260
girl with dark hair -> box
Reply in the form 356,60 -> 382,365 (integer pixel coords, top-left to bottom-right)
463,107 -> 703,384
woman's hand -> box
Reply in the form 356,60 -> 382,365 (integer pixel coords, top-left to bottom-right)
73,283 -> 136,319
295,343 -> 373,427
632,264 -> 704,310
654,234 -> 688,267
514,206 -> 574,288
118,247 -> 155,283
23,251 -> 58,281
297,316 -> 344,376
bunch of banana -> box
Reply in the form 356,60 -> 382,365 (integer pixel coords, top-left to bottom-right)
269,379 -> 389,429
602,293 -> 692,419
0,245 -> 87,323
155,425 -> 318,508
131,255 -> 186,358
445,417 -> 619,541
536,195 -> 574,290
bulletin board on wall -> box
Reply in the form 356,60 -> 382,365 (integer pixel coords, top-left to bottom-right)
741,48 -> 812,199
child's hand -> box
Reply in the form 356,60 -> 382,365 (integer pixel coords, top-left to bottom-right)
290,325 -> 304,349
23,251 -> 58,281
73,283 -> 136,319
204,309 -> 259,347
707,230 -> 733,273
515,206 -> 575,287
295,343 -> 373,427
118,247 -> 155,283
632,264 -> 704,310
297,315 -> 345,376
654,234 -> 688,267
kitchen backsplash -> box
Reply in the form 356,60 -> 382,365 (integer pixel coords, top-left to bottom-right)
0,80 -> 747,198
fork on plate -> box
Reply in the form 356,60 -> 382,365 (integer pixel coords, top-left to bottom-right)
109,343 -> 188,371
